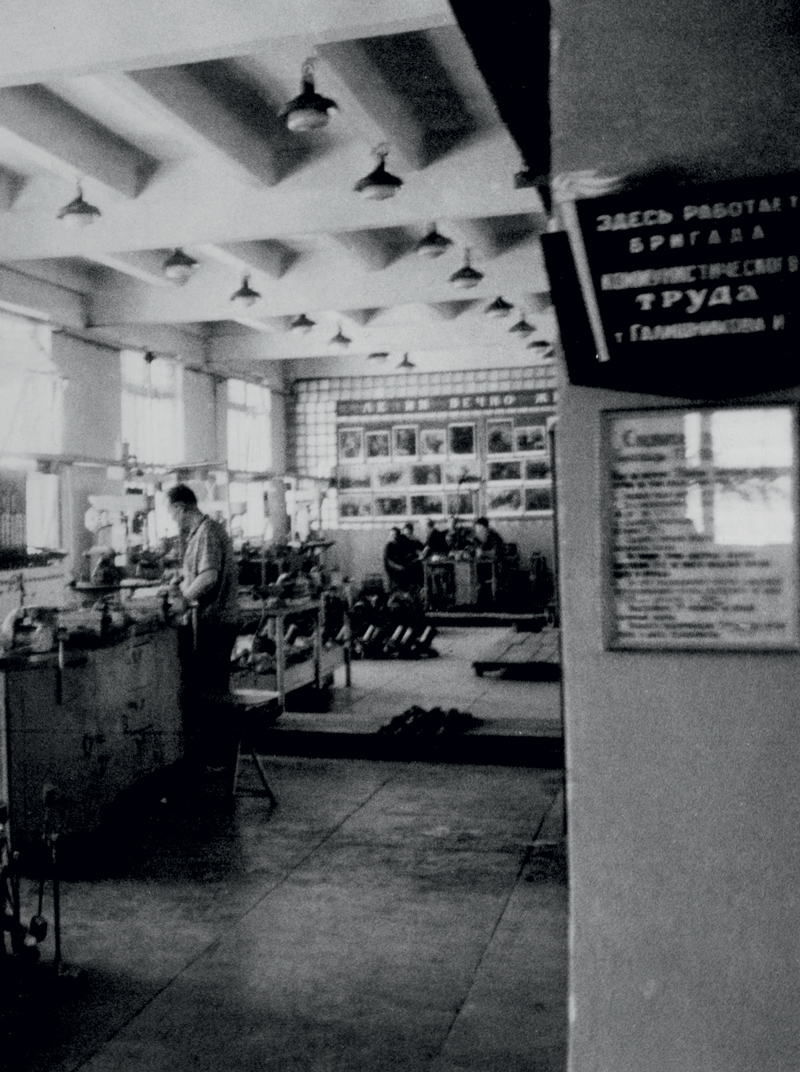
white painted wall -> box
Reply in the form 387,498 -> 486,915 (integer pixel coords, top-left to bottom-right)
557,373 -> 800,1072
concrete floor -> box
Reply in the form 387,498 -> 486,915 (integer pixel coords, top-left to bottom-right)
7,629 -> 568,1072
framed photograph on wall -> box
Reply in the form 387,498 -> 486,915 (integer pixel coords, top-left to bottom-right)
411,463 -> 443,486
487,419 -> 514,454
525,458 -> 551,481
376,466 -> 407,487
487,487 -> 522,512
336,467 -> 371,490
375,496 -> 408,517
448,423 -> 475,456
602,405 -> 799,651
488,461 -> 522,481
365,430 -> 391,460
524,487 -> 553,512
420,428 -> 447,456
410,494 -> 445,516
515,423 -> 547,453
338,495 -> 373,519
447,490 -> 476,516
393,426 -> 418,458
338,427 -> 364,462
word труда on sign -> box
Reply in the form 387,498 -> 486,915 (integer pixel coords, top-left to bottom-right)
582,185 -> 800,348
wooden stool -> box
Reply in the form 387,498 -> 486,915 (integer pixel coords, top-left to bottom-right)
227,688 -> 281,804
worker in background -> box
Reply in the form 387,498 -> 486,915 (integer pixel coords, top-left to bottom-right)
473,516 -> 505,608
420,518 -> 449,560
446,515 -> 473,555
383,525 -> 419,593
166,483 -> 240,773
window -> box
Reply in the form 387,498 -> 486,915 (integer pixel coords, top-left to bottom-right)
0,312 -> 62,551
121,350 -> 184,466
227,379 -> 272,472
0,312 -> 60,456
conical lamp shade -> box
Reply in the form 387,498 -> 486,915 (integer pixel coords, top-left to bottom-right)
485,296 -> 513,318
354,148 -> 403,200
449,249 -> 483,289
279,59 -> 338,132
163,248 -> 198,284
57,187 -> 101,228
416,225 -> 453,258
230,275 -> 261,308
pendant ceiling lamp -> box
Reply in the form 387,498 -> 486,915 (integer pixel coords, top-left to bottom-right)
367,351 -> 389,361
509,315 -> 535,336
57,185 -> 101,228
449,249 -> 483,289
329,324 -> 351,349
416,223 -> 453,258
397,353 -> 415,370
279,58 -> 338,132
290,312 -> 316,333
485,296 -> 514,318
162,248 -> 198,284
353,145 -> 403,200
230,275 -> 261,309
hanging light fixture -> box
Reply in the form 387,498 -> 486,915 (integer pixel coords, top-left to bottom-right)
484,296 -> 514,318
527,339 -> 551,349
230,275 -> 261,309
509,315 -> 535,336
416,223 -> 453,259
449,249 -> 484,289
353,145 -> 403,200
162,248 -> 198,284
367,352 -> 389,361
329,324 -> 351,349
397,353 -> 415,370
57,185 -> 101,228
279,57 -> 338,132
290,312 -> 316,333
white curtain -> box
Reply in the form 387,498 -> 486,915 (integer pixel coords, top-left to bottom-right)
121,350 -> 184,465
0,312 -> 62,550
0,313 -> 61,455
227,379 -> 272,472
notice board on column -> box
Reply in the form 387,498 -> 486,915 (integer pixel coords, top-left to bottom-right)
563,173 -> 800,396
602,405 -> 799,650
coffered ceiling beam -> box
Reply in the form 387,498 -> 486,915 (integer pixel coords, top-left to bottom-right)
329,228 -> 414,271
122,68 -> 287,188
82,249 -> 176,288
86,238 -> 550,326
0,1 -> 455,88
194,240 -> 298,280
0,86 -> 152,199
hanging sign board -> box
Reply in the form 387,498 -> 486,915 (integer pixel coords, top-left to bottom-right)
603,404 -> 799,650
565,173 -> 800,396
336,389 -> 556,418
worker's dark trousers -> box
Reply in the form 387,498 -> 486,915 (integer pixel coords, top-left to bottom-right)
177,620 -> 239,768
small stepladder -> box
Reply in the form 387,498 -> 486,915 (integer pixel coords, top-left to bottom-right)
227,687 -> 281,805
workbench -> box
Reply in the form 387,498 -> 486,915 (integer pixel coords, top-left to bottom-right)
1,623 -> 183,845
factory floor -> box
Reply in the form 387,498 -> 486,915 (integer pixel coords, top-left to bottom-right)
6,629 -> 568,1072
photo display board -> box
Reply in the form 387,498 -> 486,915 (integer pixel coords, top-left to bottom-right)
603,405 -> 799,650
566,173 -> 800,395
335,389 -> 555,523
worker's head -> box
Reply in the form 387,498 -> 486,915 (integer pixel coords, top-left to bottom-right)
426,519 -> 436,532
474,517 -> 490,541
166,483 -> 199,533
402,522 -> 414,538
389,525 -> 402,541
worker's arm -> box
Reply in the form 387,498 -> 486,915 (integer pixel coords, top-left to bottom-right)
181,568 -> 218,602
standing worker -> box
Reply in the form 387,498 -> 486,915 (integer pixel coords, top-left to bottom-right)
166,483 -> 240,771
